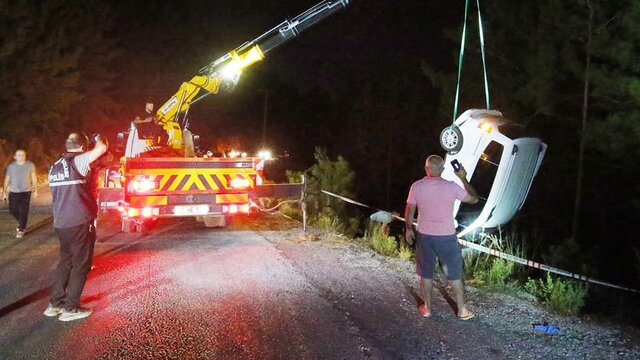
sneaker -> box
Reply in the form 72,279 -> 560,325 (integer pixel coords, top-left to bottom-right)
419,304 -> 432,318
16,231 -> 24,238
58,307 -> 92,322
43,304 -> 64,317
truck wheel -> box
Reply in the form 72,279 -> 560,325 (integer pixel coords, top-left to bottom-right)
138,219 -> 158,235
203,215 -> 226,228
121,218 -> 136,233
440,125 -> 463,154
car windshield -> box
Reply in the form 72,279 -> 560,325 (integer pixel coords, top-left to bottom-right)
456,140 -> 504,228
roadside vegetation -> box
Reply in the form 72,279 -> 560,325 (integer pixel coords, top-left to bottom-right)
366,223 -> 398,257
286,150 -> 589,316
284,147 -> 360,237
463,232 -> 588,315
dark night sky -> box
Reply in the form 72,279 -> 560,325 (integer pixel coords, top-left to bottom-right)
107,0 -> 461,124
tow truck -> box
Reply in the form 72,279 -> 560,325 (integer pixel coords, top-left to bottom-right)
98,1 -> 349,233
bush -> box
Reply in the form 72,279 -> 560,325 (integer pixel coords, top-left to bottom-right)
464,230 -> 530,283
525,273 -> 588,315
398,243 -> 414,261
368,225 -> 398,257
477,258 -> 514,286
315,211 -> 344,233
278,202 -> 302,221
287,148 -> 361,237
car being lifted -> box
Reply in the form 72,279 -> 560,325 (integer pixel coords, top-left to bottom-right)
439,109 -> 547,237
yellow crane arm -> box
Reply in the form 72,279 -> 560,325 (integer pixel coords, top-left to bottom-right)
151,1 -> 349,150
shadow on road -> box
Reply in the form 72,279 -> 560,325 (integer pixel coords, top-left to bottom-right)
0,287 -> 50,319
403,282 -> 424,307
403,278 -> 459,316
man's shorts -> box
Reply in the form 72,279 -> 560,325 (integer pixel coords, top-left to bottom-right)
415,233 -> 463,280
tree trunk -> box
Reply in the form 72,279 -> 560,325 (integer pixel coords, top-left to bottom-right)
571,0 -> 594,241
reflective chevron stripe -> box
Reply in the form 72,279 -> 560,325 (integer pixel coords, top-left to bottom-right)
130,196 -> 168,207
128,170 -> 255,192
216,194 -> 249,204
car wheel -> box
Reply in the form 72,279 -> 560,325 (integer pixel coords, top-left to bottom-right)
440,125 -> 463,154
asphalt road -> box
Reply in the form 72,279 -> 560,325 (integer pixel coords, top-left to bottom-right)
1,211 -> 638,359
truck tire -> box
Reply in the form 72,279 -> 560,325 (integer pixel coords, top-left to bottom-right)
138,219 -> 158,235
203,215 -> 226,228
121,218 -> 136,233
440,125 -> 463,154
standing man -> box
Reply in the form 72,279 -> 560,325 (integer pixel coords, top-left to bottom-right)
133,102 -> 164,144
405,155 -> 478,320
43,133 -> 107,322
2,149 -> 38,238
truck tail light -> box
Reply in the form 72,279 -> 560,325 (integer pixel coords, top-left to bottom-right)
230,178 -> 250,189
130,176 -> 158,192
222,203 -> 250,214
127,207 -> 159,218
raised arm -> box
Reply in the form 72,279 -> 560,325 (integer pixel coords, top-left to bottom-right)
87,135 -> 109,164
455,166 -> 479,204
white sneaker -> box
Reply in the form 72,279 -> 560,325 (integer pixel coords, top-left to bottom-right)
16,231 -> 24,238
58,307 -> 92,322
43,304 -> 64,317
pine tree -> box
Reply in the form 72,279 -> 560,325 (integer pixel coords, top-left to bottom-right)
0,0 -> 119,168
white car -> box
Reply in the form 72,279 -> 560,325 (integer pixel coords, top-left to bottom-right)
439,109 -> 547,237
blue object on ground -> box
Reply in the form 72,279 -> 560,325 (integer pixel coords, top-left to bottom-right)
533,323 -> 560,335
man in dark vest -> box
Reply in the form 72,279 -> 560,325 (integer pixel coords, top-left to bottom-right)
43,133 -> 108,321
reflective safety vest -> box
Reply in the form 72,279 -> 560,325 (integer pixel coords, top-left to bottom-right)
48,153 -> 97,228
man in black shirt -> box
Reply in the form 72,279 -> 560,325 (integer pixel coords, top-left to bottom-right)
43,133 -> 108,322
134,102 -> 165,145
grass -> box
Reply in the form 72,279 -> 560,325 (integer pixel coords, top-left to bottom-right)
398,243 -> 414,261
315,212 -> 344,232
476,258 -> 514,287
525,273 -> 588,315
462,230 -> 588,314
367,224 -> 398,257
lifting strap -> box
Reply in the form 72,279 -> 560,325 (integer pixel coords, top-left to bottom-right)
452,0 -> 491,123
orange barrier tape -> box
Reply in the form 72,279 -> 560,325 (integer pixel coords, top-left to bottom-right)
321,189 -> 640,294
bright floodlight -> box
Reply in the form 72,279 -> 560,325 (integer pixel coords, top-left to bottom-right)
218,62 -> 241,81
257,149 -> 273,160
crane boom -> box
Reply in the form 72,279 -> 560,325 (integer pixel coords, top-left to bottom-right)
155,0 -> 350,150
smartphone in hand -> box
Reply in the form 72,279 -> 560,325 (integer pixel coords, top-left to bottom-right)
451,159 -> 461,172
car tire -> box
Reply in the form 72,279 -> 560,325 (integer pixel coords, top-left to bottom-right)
440,125 -> 463,154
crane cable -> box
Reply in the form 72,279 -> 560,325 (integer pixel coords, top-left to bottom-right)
451,0 -> 491,123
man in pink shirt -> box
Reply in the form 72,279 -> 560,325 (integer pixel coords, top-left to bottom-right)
405,155 -> 478,320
